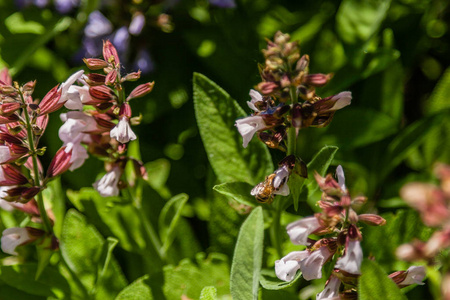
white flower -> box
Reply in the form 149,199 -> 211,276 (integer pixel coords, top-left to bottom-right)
1,227 -> 32,255
286,217 -> 321,245
335,240 -> 363,275
58,70 -> 85,105
402,266 -> 426,285
336,165 -> 346,192
64,85 -> 92,110
235,115 -> 266,148
93,167 -> 121,197
273,165 -> 290,196
247,89 -> 263,112
65,143 -> 89,171
300,246 -> 333,280
329,92 -> 352,111
0,145 -> 12,164
316,275 -> 341,300
275,251 -> 309,282
0,187 -> 13,211
110,117 -> 137,144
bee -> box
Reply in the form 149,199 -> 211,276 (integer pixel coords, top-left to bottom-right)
251,173 -> 277,204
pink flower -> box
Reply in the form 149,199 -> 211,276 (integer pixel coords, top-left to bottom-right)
401,266 -> 426,286
335,240 -> 363,275
286,217 -> 321,245
110,117 -> 136,144
0,145 -> 12,164
336,165 -> 346,192
275,250 -> 309,281
235,115 -> 266,148
93,166 -> 121,197
316,275 -> 341,300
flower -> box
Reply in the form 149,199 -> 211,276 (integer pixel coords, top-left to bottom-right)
247,89 -> 263,112
275,250 -> 309,281
110,117 -> 136,144
273,165 -> 290,196
336,165 -> 346,192
401,266 -> 426,286
129,12 -> 145,36
316,275 -> 341,300
1,227 -> 33,255
0,145 -> 12,164
58,70 -> 85,105
299,245 -> 334,280
286,216 -> 321,245
93,166 -> 121,197
235,115 -> 266,148
335,240 -> 363,275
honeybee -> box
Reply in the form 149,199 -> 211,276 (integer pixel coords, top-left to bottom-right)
251,173 -> 277,204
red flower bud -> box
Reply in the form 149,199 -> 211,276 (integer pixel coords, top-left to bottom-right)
0,164 -> 29,186
22,80 -> 36,93
5,186 -> 41,203
358,214 -> 386,226
89,86 -> 115,102
304,73 -> 333,87
119,103 -> 132,118
39,86 -> 62,115
46,147 -> 72,178
123,70 -> 141,82
105,69 -> 117,86
0,68 -> 12,85
0,102 -> 21,116
83,58 -> 109,70
0,114 -> 19,124
103,40 -> 120,66
86,73 -> 106,86
126,82 -> 154,101
257,81 -> 278,95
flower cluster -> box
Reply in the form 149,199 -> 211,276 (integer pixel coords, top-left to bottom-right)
397,163 -> 450,299
60,40 -> 152,197
235,32 -> 351,203
275,166 -> 425,298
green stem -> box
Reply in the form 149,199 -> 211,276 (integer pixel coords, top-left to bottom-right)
270,207 -> 283,258
18,90 -> 52,233
287,86 -> 298,156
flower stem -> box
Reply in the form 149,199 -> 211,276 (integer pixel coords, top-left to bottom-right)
271,205 -> 283,258
18,90 -> 52,233
287,86 -> 297,156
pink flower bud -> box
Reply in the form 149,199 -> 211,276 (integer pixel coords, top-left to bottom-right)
0,164 -> 28,186
119,103 -> 132,118
39,86 -> 62,115
46,147 -> 72,178
5,186 -> 41,203
85,73 -> 106,86
123,70 -> 141,82
304,73 -> 332,87
126,82 -> 155,101
257,81 -> 279,95
296,54 -> 309,71
83,58 -> 109,70
105,69 -> 117,86
358,214 -> 386,226
0,103 -> 20,116
0,68 -> 12,85
103,40 -> 120,66
0,114 -> 19,124
396,241 -> 426,261
22,80 -> 36,93
89,85 -> 115,102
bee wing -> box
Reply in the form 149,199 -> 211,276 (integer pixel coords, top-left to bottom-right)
251,183 -> 265,196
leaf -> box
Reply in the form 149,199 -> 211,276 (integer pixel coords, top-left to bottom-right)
323,109 -> 397,150
213,182 -> 257,207
259,269 -> 301,290
163,253 -> 230,299
426,67 -> 450,114
60,209 -> 127,299
193,73 -> 272,185
200,286 -> 218,300
158,193 -> 189,255
306,146 -> 339,200
230,206 -> 264,300
359,259 -> 407,300
43,177 -> 65,238
336,0 -> 392,44
0,263 -> 70,299
145,158 -> 172,199
115,275 -> 153,300
383,112 -> 446,179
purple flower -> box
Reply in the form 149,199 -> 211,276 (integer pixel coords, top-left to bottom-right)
84,11 -> 113,38
133,49 -> 154,74
209,0 -> 236,8
54,0 -> 80,14
129,12 -> 145,36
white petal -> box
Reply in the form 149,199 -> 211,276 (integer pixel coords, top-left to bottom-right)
330,91 -> 351,111
335,240 -> 363,275
110,118 -> 137,144
316,276 -> 341,300
286,217 -> 321,245
1,227 -> 32,255
336,165 -> 346,192
0,146 -> 12,164
59,70 -> 84,100
235,116 -> 266,148
275,251 -> 309,282
300,247 -> 332,280
274,183 -> 290,196
402,266 -> 426,285
93,167 -> 121,197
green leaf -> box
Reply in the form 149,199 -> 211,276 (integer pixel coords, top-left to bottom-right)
193,73 -> 272,184
115,275 -> 152,300
43,177 -> 65,238
145,159 -> 172,199
323,108 -> 397,149
259,269 -> 301,290
0,263 -> 70,299
426,67 -> 450,114
163,253 -> 230,299
336,0 -> 392,44
200,286 -> 218,300
158,193 -> 189,255
383,112 -> 446,179
66,188 -> 147,252
359,259 -> 406,300
213,182 -> 257,207
287,173 -> 306,211
60,209 -> 127,299
4,12 -> 45,34
306,146 -> 339,199
230,206 -> 264,300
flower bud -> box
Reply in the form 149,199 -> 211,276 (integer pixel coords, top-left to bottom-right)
85,73 -> 106,86
46,147 -> 72,178
103,40 -> 120,66
122,70 -> 141,82
89,86 -> 115,102
0,164 -> 28,186
105,69 -> 117,86
83,58 -> 109,70
5,186 -> 41,203
304,74 -> 332,87
257,81 -> 279,95
0,114 -> 19,124
358,214 -> 386,226
119,103 -> 132,118
296,54 -> 309,72
389,266 -> 426,287
22,80 -> 36,94
39,86 -> 62,115
0,102 -> 20,116
126,82 -> 155,101
0,68 -> 12,85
